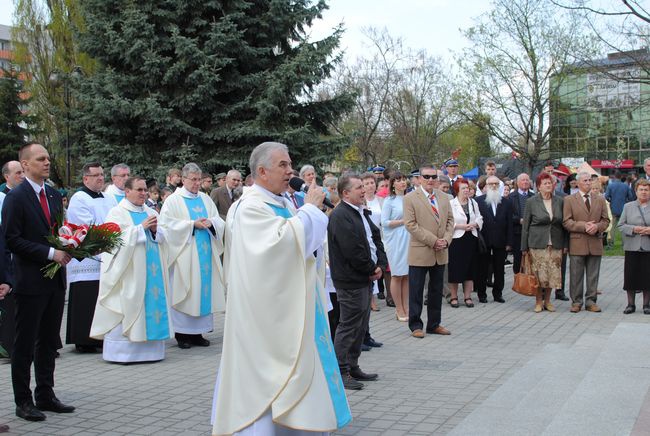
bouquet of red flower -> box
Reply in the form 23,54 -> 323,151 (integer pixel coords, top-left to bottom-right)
42,221 -> 123,279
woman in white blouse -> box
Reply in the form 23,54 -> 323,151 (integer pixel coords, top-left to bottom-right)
448,179 -> 483,308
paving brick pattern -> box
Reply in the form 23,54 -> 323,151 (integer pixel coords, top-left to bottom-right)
1,257 -> 645,435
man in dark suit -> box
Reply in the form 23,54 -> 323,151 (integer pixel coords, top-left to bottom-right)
511,173 -> 534,274
328,173 -> 387,390
476,176 -> 513,303
2,144 -> 75,422
210,169 -> 242,220
0,225 -> 13,433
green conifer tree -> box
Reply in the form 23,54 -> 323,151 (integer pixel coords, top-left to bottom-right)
0,70 -> 32,162
76,0 -> 353,176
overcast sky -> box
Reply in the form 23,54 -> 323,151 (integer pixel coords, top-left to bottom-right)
0,0 -> 492,61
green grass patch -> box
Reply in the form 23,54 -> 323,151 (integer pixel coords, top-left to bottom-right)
604,237 -> 624,257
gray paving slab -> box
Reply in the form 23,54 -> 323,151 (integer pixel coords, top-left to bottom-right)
542,323 -> 650,436
0,257 -> 646,435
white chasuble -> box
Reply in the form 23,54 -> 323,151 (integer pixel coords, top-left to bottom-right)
159,188 -> 226,318
212,186 -> 351,436
90,200 -> 173,347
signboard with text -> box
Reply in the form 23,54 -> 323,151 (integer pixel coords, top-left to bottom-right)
590,159 -> 635,169
585,68 -> 640,110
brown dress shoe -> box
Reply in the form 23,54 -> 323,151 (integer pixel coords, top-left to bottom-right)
585,304 -> 602,312
411,329 -> 425,338
570,305 -> 581,313
427,325 -> 451,335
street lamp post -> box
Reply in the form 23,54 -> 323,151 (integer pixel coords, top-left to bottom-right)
49,66 -> 83,187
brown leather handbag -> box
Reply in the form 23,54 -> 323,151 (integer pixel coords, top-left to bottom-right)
512,252 -> 539,297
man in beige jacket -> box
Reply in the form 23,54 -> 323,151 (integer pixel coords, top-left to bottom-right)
563,172 -> 610,313
403,164 -> 455,338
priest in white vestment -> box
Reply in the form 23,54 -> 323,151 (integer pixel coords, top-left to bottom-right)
159,163 -> 226,349
103,163 -> 130,204
66,163 -> 117,352
212,142 -> 351,436
90,176 -> 173,363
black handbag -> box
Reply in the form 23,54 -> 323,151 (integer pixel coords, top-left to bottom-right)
471,200 -> 488,254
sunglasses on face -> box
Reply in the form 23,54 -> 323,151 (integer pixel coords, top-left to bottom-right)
420,174 -> 438,180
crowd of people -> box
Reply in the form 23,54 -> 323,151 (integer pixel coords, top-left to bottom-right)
0,142 -> 648,435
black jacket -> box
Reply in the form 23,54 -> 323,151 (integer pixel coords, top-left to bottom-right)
328,202 -> 387,290
511,190 -> 534,235
476,195 -> 514,248
2,180 -> 66,294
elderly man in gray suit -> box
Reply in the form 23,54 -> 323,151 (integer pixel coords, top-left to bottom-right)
209,169 -> 242,220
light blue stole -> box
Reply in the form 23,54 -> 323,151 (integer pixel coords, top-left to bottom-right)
182,196 -> 213,317
128,210 -> 170,341
265,202 -> 352,429
114,194 -> 125,204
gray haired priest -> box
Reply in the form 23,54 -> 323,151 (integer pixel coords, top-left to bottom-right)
211,142 -> 351,436
159,163 -> 226,349
90,176 -> 173,363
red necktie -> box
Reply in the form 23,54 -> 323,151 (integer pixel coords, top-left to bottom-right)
290,193 -> 299,208
39,188 -> 51,226
429,194 -> 439,217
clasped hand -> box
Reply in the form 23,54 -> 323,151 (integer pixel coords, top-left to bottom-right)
194,218 -> 213,229
633,226 -> 650,236
584,221 -> 598,235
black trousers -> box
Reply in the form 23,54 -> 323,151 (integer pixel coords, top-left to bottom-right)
408,264 -> 444,332
512,232 -> 523,274
476,248 -> 507,300
334,285 -> 371,374
328,292 -> 340,342
0,292 -> 16,357
12,290 -> 65,405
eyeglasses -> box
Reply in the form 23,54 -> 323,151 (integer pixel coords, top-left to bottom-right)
420,174 -> 438,180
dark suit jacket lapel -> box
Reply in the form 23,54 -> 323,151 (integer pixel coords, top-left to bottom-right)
21,181 -> 51,230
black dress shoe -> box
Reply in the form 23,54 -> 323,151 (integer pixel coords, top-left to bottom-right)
623,305 -> 636,314
16,403 -> 46,421
478,297 -> 488,303
190,336 -> 210,347
36,397 -> 75,413
75,345 -> 98,353
386,300 -> 396,308
555,291 -> 569,301
364,337 -> 383,348
177,340 -> 191,349
342,373 -> 364,390
377,291 -> 385,300
0,423 -> 9,432
494,296 -> 505,303
360,343 -> 371,352
350,367 -> 378,381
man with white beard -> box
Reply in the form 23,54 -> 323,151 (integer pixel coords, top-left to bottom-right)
475,176 -> 513,303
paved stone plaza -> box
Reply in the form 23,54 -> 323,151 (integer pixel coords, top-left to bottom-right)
1,257 -> 649,435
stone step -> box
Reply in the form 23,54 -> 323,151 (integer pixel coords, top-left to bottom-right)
448,333 -> 607,436
541,323 -> 650,436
